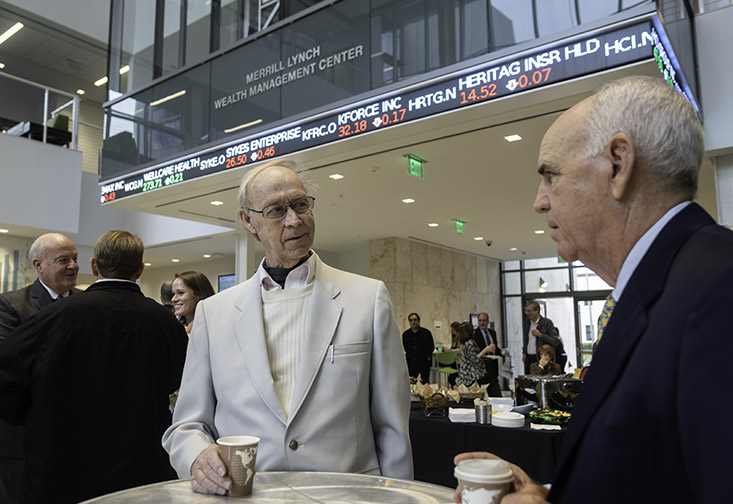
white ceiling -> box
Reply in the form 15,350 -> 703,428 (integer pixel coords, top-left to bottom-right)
0,1 -> 108,104
0,3 -> 720,269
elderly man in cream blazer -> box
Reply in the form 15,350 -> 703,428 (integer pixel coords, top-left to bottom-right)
163,161 -> 412,495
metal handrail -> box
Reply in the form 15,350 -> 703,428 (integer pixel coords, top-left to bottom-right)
0,71 -> 79,150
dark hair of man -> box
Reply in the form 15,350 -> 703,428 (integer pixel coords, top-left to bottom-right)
174,271 -> 216,301
160,280 -> 173,302
408,312 -> 420,322
525,301 -> 540,312
93,230 -> 144,280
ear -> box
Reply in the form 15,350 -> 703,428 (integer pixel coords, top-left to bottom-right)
239,208 -> 258,236
90,257 -> 99,278
132,263 -> 145,282
32,258 -> 43,273
605,133 -> 636,201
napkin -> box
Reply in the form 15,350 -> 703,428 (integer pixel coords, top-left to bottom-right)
448,408 -> 476,423
530,422 -> 561,430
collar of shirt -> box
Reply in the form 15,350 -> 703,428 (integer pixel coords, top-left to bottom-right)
38,278 -> 66,299
94,278 -> 138,284
613,201 -> 690,302
258,252 -> 317,291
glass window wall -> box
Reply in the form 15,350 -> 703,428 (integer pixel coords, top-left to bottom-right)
501,258 -> 612,378
103,0 -> 656,178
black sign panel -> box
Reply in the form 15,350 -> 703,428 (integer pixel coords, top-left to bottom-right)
100,18 -> 672,203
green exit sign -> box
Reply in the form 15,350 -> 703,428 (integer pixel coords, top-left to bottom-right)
406,154 -> 424,179
454,219 -> 465,234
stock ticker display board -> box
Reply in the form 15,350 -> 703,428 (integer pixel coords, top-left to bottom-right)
100,16 -> 694,204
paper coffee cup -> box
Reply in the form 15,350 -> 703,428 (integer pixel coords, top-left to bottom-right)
454,458 -> 513,504
217,436 -> 260,497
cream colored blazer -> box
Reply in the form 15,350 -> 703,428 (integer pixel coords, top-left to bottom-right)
162,254 -> 413,480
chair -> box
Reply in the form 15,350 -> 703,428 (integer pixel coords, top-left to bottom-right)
430,351 -> 458,388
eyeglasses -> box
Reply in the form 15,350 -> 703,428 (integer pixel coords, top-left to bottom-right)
246,196 -> 315,220
408,318 -> 418,322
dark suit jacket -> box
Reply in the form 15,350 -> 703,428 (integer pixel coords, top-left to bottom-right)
472,327 -> 502,379
0,281 -> 188,504
0,280 -> 81,462
0,279 -> 83,342
548,203 -> 733,503
522,315 -> 559,356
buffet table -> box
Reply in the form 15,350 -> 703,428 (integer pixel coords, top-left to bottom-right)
410,404 -> 565,488
80,471 -> 455,503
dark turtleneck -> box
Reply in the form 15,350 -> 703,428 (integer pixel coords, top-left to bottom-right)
263,252 -> 312,288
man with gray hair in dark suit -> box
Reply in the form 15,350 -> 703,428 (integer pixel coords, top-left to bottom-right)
0,232 -> 80,504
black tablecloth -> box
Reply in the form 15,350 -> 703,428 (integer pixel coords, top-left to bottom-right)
409,404 -> 565,488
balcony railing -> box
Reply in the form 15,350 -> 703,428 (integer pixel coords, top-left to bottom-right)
0,71 -> 80,150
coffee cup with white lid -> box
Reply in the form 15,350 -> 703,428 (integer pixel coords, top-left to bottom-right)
454,458 -> 513,504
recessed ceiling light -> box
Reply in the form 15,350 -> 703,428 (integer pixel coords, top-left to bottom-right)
171,258 -> 180,263
504,134 -> 522,142
210,200 -> 224,206
329,173 -> 344,180
0,228 -> 9,233
534,230 -> 545,234
473,236 -> 484,241
510,247 -> 517,251
119,65 -> 130,74
203,254 -> 212,258
428,223 -> 439,227
0,62 -> 5,69
0,22 -> 23,45
76,89 -> 85,95
94,76 -> 108,87
144,262 -> 151,266
402,198 -> 415,204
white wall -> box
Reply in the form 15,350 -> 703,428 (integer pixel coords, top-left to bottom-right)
696,5 -> 733,226
697,7 -> 733,155
0,134 -> 82,233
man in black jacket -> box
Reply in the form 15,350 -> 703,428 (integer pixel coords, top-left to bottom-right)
472,312 -> 507,396
522,301 -> 560,374
455,76 -> 733,503
402,312 -> 434,383
0,233 -> 81,504
0,230 -> 188,504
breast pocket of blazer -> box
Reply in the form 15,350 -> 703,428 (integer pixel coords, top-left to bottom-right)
331,341 -> 371,356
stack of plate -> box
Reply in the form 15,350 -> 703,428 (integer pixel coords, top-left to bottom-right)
491,411 -> 525,428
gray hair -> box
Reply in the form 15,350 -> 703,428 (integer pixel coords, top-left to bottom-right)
237,159 -> 316,212
583,76 -> 704,197
28,233 -> 72,262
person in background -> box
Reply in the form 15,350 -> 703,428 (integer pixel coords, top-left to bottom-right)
449,321 -> 461,349
402,312 -> 434,383
455,322 -> 486,387
160,279 -> 175,312
0,230 -> 188,504
172,271 -> 215,334
554,331 -> 568,372
0,232 -> 80,504
522,301 -> 560,374
454,76 -> 733,503
163,161 -> 412,496
529,344 -> 562,376
473,312 -> 508,396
